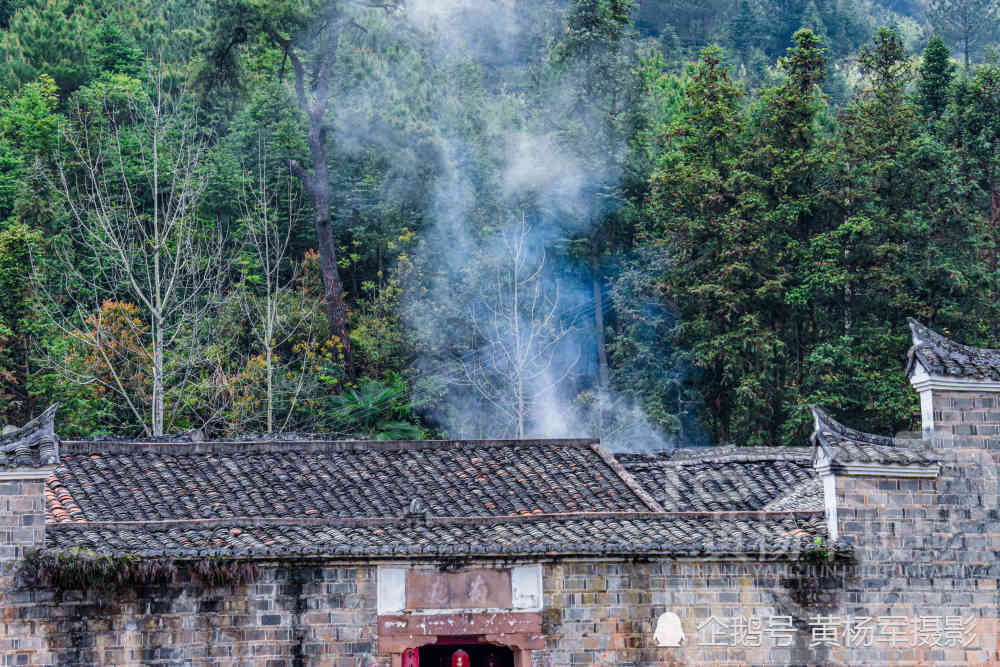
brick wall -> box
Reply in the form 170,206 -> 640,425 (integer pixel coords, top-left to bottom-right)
536,554 -> 997,666
0,564 -> 379,666
928,390 -> 1000,456
1,553 -> 996,666
830,465 -> 998,666
1,476 -> 51,665
536,559 -> 844,666
0,479 -> 47,562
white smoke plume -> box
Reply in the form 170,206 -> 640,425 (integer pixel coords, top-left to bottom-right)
334,0 -> 680,451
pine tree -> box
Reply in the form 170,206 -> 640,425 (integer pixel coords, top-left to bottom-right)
646,31 -> 833,445
928,0 -> 1000,67
918,35 -> 955,120
729,0 -> 758,62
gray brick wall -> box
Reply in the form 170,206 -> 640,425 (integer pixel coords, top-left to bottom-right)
0,554 -> 995,665
1,564 -> 380,666
0,480 -> 46,562
2,386 -> 998,665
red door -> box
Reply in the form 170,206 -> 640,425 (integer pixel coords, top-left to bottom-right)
450,649 -> 470,667
402,649 -> 419,667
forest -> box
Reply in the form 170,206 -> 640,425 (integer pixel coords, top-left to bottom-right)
0,0 -> 999,450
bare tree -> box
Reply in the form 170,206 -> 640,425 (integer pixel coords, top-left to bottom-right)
462,214 -> 579,438
235,140 -> 319,433
41,67 -> 224,436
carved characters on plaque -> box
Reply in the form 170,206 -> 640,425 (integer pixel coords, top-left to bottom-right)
467,573 -> 489,606
406,569 -> 512,609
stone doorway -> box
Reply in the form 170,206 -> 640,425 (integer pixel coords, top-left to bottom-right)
418,643 -> 515,667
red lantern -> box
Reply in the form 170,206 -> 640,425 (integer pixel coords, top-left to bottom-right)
402,649 -> 419,667
450,649 -> 470,667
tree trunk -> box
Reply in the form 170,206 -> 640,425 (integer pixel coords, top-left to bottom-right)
153,319 -> 164,436
283,22 -> 355,383
304,128 -> 355,382
591,242 -> 609,390
265,342 -> 273,433
290,135 -> 355,384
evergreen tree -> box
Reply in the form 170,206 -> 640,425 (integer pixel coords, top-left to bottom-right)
643,46 -> 747,443
0,0 -> 91,96
928,0 -> 1000,67
918,35 -> 955,120
729,0 -> 759,62
645,31 -> 833,445
90,19 -> 145,77
947,63 -> 1000,262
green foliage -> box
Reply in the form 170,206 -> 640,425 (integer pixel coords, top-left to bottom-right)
0,74 -> 60,155
918,35 -> 954,120
323,375 -> 424,440
0,221 -> 42,420
90,18 -> 145,77
640,27 -> 996,446
928,0 -> 1000,67
0,0 -> 91,96
0,137 -> 20,219
0,0 -> 998,449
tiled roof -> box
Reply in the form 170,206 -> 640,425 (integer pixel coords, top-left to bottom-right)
38,433 -> 829,559
616,446 -> 820,512
47,439 -> 654,523
907,317 -> 1000,380
810,407 -> 937,466
1,404 -> 59,469
44,512 -> 825,558
762,477 -> 823,511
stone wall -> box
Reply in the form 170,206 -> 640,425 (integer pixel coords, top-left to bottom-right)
537,552 -> 996,666
0,553 -> 997,666
0,563 -> 380,666
1,476 -> 51,664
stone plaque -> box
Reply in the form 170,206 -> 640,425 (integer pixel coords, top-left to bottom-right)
405,568 -> 512,610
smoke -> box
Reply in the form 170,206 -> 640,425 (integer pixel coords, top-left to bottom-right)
339,0 -> 681,451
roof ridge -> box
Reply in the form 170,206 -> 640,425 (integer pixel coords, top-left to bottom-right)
810,406 -> 896,448
666,452 -> 810,465
45,509 -> 826,530
60,437 -> 602,456
906,317 -> 1000,379
590,444 -> 666,512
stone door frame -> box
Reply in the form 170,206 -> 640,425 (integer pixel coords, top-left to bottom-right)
383,632 -> 542,667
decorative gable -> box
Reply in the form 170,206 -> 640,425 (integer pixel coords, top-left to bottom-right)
0,404 -> 59,474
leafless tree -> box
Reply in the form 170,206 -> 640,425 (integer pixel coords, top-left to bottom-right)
462,214 -> 579,438
235,140 -> 319,433
40,67 -> 224,436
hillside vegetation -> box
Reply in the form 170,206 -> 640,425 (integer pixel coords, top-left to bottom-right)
0,0 -> 998,449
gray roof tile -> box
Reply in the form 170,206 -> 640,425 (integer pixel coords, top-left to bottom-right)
810,407 -> 937,466
40,435 -> 828,558
907,318 -> 1000,380
49,438 -> 652,523
0,404 -> 59,469
44,513 -> 826,558
615,446 -> 820,512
